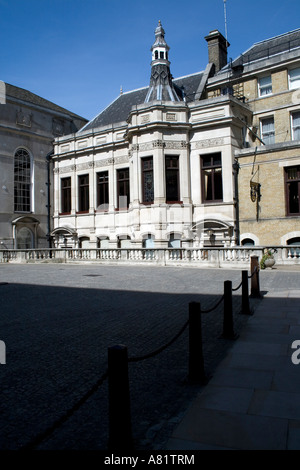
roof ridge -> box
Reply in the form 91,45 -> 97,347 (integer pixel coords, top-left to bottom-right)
173,70 -> 204,81
5,82 -> 87,120
252,28 -> 300,47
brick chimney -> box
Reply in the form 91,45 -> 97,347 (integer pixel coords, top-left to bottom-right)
205,30 -> 230,73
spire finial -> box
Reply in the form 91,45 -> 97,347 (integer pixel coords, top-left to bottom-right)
120,85 -> 123,95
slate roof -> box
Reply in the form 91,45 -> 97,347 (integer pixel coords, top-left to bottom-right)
222,28 -> 300,71
5,83 -> 87,121
80,71 -> 204,133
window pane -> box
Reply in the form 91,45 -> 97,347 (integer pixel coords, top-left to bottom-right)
61,177 -> 71,213
261,118 -> 275,144
203,169 -> 213,200
259,75 -> 272,96
286,166 -> 300,215
97,171 -> 109,210
117,168 -> 130,209
214,168 -> 223,200
14,148 -> 31,212
289,67 -> 300,90
78,174 -> 89,212
166,156 -> 179,201
166,170 -> 179,201
287,168 -> 298,180
142,158 -> 154,203
292,112 -> 300,141
201,154 -> 223,202
288,181 -> 300,213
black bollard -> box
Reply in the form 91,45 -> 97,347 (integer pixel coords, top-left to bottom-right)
241,270 -> 251,315
188,302 -> 206,384
108,345 -> 133,451
222,280 -> 236,339
250,255 -> 261,298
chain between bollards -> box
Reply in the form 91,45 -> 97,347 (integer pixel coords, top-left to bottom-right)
222,280 -> 238,339
241,270 -> 252,315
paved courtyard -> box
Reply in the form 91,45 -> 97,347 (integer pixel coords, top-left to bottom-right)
0,263 -> 299,450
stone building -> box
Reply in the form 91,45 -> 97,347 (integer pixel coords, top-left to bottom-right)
52,22 -> 249,249
206,28 -> 300,248
52,23 -> 300,250
0,83 -> 87,249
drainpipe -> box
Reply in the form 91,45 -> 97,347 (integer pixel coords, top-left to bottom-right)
233,159 -> 240,245
46,150 -> 53,248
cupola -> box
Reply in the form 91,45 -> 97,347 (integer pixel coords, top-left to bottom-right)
145,21 -> 181,103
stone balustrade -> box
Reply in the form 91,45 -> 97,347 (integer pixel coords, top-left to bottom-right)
0,246 -> 299,267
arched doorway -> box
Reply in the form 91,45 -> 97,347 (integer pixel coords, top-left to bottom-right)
16,227 -> 33,249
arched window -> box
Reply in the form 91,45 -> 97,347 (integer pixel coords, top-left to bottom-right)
118,236 -> 131,249
287,237 -> 300,257
14,148 -> 31,212
79,237 -> 90,248
168,233 -> 181,248
155,50 -> 158,60
98,237 -> 109,249
143,234 -> 155,248
241,238 -> 255,246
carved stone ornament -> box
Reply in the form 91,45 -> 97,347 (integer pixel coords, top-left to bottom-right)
195,138 -> 224,149
16,110 -> 32,127
114,155 -> 129,164
165,141 -> 188,149
152,140 -> 165,148
52,119 -> 64,136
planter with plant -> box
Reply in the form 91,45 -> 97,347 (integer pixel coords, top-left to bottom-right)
260,248 -> 277,269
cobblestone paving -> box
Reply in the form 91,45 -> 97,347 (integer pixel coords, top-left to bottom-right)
0,263 -> 298,450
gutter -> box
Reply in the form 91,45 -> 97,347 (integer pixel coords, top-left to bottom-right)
46,150 -> 54,248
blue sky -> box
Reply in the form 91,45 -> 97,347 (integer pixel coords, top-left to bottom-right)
1,0 -> 300,121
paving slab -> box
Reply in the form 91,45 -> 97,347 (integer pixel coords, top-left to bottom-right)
209,368 -> 274,390
167,408 -> 288,450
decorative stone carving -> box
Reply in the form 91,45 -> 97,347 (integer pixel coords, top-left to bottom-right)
164,141 -> 188,149
114,155 -> 129,164
138,143 -> 153,152
16,110 -> 32,127
152,140 -> 165,148
58,165 -> 76,174
195,138 -> 224,148
166,113 -> 176,121
95,157 -> 115,167
52,119 -> 64,136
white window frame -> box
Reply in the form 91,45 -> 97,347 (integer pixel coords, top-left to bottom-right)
258,75 -> 272,97
291,111 -> 300,141
260,117 -> 275,145
14,147 -> 34,213
289,67 -> 300,90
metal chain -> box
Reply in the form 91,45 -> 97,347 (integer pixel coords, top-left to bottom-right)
201,295 -> 224,313
128,319 -> 189,363
232,280 -> 243,291
248,266 -> 258,279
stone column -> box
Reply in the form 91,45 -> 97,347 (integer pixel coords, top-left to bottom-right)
153,134 -> 165,204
